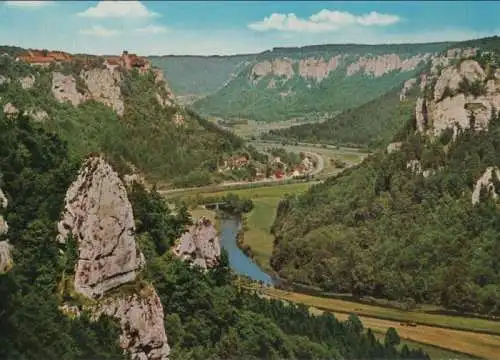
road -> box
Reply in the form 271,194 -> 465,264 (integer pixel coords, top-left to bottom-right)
158,150 -> 325,196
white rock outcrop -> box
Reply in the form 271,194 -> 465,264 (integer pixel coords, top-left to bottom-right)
52,72 -> 87,106
0,188 -> 11,273
23,109 -> 49,122
0,75 -> 10,85
406,159 -> 423,175
20,75 -> 35,90
472,167 -> 500,205
0,240 -> 12,273
58,155 -> 170,360
251,59 -> 294,82
95,286 -> 170,360
3,102 -> 18,118
298,56 -> 342,82
417,60 -> 500,138
0,187 -> 7,209
57,156 -> 143,299
173,217 -> 220,270
400,78 -> 417,101
387,142 -> 403,154
346,53 -> 430,77
81,69 -> 124,116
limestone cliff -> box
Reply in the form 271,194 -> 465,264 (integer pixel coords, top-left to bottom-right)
0,240 -> 12,273
52,72 -> 87,106
250,53 -> 431,84
472,167 -> 500,205
173,216 -> 220,269
57,155 -> 169,360
81,69 -> 124,116
95,285 -> 169,360
51,65 -> 175,117
0,187 -> 12,273
416,57 -> 500,138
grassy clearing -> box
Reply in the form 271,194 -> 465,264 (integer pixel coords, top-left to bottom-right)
263,288 -> 500,336
332,311 -> 500,360
242,197 -> 280,273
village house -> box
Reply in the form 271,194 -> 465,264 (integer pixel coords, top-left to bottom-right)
16,49 -> 72,67
219,154 -> 249,171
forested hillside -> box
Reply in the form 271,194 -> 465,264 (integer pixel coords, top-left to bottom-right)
263,37 -> 500,148
270,46 -> 500,315
263,84 -> 419,148
191,42 -> 452,122
0,112 -> 428,360
149,55 -> 254,101
0,53 -> 247,187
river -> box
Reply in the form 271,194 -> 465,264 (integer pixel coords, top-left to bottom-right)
218,216 -> 274,285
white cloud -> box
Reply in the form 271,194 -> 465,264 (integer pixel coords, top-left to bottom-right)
135,25 -> 168,34
357,11 -> 400,26
248,9 -> 401,32
79,25 -> 121,37
4,1 -> 54,8
77,1 -> 158,18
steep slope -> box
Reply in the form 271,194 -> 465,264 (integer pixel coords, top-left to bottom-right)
263,83 -> 420,148
149,55 -> 255,103
192,42 -> 453,122
0,51 -> 248,187
270,46 -> 500,315
0,112 -> 429,360
57,155 -> 169,360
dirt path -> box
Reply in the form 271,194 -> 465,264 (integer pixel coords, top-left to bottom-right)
332,312 -> 500,359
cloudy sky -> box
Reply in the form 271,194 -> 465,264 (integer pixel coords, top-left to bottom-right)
0,0 -> 499,55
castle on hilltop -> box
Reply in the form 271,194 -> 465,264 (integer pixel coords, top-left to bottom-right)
103,50 -> 150,72
16,49 -> 150,72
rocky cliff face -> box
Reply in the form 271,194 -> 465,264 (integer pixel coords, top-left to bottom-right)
57,155 -> 169,360
472,166 -> 500,205
0,186 -> 12,273
52,72 -> 87,106
416,57 -> 500,138
0,240 -> 12,273
57,156 -> 144,298
250,53 -> 431,84
81,69 -> 124,116
51,66 -> 175,117
95,285 -> 169,360
173,217 -> 220,269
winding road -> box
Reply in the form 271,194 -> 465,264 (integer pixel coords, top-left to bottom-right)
158,150 -> 324,196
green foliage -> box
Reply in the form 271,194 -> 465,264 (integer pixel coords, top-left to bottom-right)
264,86 -> 418,148
197,193 -> 254,215
149,55 -> 255,96
0,112 -> 125,359
385,328 -> 401,347
459,78 -> 487,97
190,42 -> 451,123
0,55 -> 248,187
129,182 -> 192,255
271,113 -> 500,315
0,111 -> 431,359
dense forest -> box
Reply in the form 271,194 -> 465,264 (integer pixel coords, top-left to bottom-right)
0,112 -> 429,359
149,55 -> 255,98
271,110 -> 500,315
0,54 -> 248,187
193,65 -> 422,123
263,85 -> 419,148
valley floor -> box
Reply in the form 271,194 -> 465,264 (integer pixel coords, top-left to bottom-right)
171,144 -> 500,360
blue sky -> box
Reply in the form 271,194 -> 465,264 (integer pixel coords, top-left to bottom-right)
0,1 -> 499,55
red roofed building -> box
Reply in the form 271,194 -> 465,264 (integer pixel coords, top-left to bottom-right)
16,49 -> 72,66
